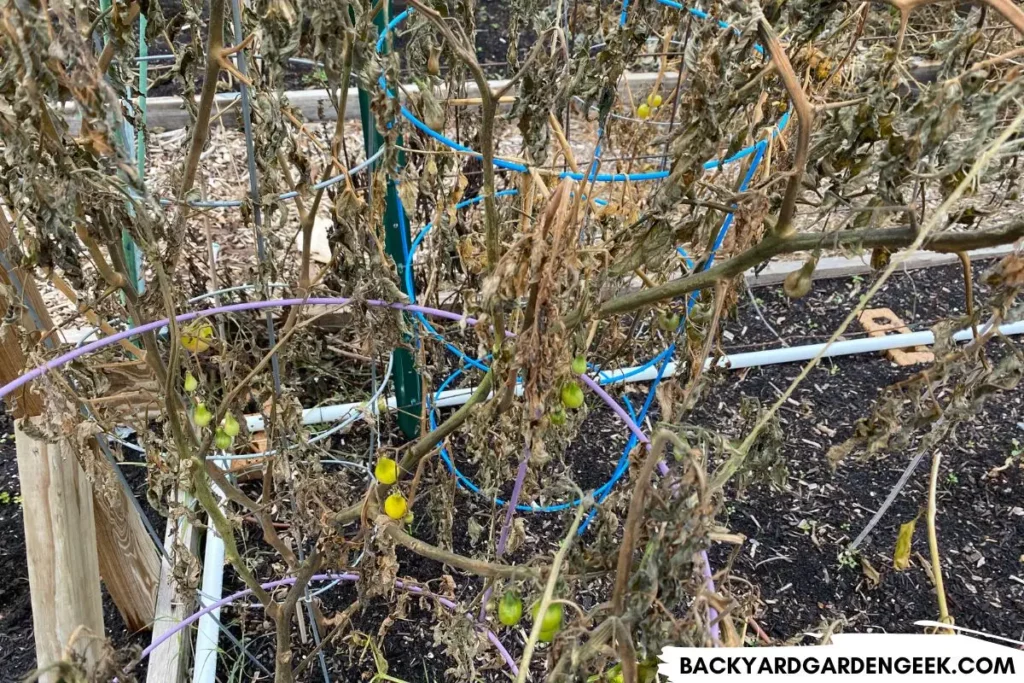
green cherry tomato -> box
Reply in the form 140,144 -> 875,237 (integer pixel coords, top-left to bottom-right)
538,628 -> 557,643
571,355 -> 587,375
222,413 -> 240,438
658,311 -> 681,332
560,382 -> 584,410
183,371 -> 198,393
549,409 -> 567,426
532,601 -> 563,633
498,591 -> 523,627
214,428 -> 232,451
193,402 -> 213,428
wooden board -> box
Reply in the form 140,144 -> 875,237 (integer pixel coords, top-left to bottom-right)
91,449 -> 161,632
147,493 -> 198,683
16,421 -> 105,682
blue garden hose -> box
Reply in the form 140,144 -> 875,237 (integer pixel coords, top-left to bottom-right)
374,2 -> 786,524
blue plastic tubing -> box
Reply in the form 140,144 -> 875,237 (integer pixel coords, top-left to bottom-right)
377,2 -> 787,519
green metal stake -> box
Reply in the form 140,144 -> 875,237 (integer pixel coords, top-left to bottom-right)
98,0 -> 144,294
127,10 -> 147,292
360,4 -> 422,439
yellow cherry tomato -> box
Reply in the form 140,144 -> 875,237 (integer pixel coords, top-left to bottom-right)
375,457 -> 399,485
647,93 -> 663,108
181,322 -> 214,353
636,102 -> 651,120
384,492 -> 408,520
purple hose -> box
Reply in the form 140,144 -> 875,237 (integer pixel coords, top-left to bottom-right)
701,551 -> 721,644
140,572 -> 519,674
478,439 -> 532,620
0,298 -> 482,400
10,296 -> 719,648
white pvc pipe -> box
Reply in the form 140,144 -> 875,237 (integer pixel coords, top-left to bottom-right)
251,320 -> 1024,427
192,463 -> 227,683
712,319 -> 1024,371
598,320 -> 1024,383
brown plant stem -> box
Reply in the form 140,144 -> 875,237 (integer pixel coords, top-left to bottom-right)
585,220 -> 1024,321
384,524 -> 540,580
753,6 -> 812,237
610,430 -> 684,683
515,499 -> 589,683
957,251 -> 979,342
268,548 -> 322,682
177,0 -> 226,204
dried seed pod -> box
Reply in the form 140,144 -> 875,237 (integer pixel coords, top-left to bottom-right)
783,257 -> 818,299
427,46 -> 441,77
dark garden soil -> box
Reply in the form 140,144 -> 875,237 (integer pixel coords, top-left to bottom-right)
2,260 -> 1023,682
696,263 -> 1024,644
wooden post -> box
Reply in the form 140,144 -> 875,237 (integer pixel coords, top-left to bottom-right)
147,497 -> 197,683
91,452 -> 161,632
16,420 -> 105,681
0,209 -> 159,636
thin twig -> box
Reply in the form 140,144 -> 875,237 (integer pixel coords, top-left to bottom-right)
927,450 -> 954,631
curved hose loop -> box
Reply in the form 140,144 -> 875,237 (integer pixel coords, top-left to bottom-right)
386,3 -> 782,523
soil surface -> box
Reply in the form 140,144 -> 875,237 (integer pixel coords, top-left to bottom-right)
4,260 -> 1022,681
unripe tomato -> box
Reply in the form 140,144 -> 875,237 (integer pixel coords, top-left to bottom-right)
658,310 -> 681,332
498,591 -> 523,626
221,413 -> 240,438
214,428 -> 232,451
571,355 -> 587,375
384,492 -> 408,520
560,382 -> 584,410
193,402 -> 213,428
783,271 -> 812,299
427,46 -> 441,76
815,59 -> 833,81
538,628 -> 557,643
532,601 -> 563,632
375,457 -> 399,485
549,409 -> 567,426
783,258 -> 817,299
183,372 -> 198,393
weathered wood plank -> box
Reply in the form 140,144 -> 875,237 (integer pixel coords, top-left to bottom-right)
146,494 -> 198,683
15,421 -> 105,682
0,209 -> 160,635
91,449 -> 161,632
